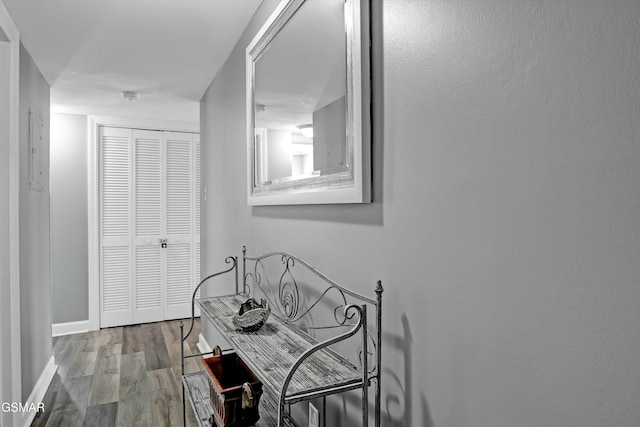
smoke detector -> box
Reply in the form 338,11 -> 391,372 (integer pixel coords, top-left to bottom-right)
121,91 -> 140,101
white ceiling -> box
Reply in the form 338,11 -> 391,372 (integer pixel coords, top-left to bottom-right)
4,0 -> 262,124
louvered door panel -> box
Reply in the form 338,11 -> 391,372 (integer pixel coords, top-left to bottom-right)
101,128 -> 131,241
135,246 -> 162,308
195,134 -> 201,236
100,127 -> 199,326
165,132 -> 193,319
166,133 -> 192,236
101,246 -> 131,314
100,127 -> 133,327
134,245 -> 163,323
132,130 -> 164,323
195,242 -> 201,298
165,243 -> 192,319
194,135 -> 201,310
134,132 -> 162,237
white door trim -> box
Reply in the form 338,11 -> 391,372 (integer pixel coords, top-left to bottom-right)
87,116 -> 100,331
1,1 -> 21,424
87,115 -> 198,331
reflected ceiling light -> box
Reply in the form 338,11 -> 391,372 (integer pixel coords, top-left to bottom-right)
297,124 -> 313,139
121,90 -> 139,101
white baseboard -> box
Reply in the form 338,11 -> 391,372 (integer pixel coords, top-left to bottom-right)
52,320 -> 91,337
21,355 -> 57,427
197,333 -> 213,354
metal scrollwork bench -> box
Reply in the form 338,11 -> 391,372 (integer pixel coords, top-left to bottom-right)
180,247 -> 383,427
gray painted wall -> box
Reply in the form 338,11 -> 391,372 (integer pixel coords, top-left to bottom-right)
312,96 -> 345,170
0,39 -> 12,415
201,1 -> 640,426
50,113 -> 89,324
19,42 -> 52,401
266,129 -> 292,181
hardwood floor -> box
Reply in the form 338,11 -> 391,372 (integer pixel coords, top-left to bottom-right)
31,319 -> 204,427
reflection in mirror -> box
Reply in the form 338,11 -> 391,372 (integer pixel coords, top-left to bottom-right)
254,0 -> 346,184
247,0 -> 370,205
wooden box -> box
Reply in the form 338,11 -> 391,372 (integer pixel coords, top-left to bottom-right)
201,353 -> 263,427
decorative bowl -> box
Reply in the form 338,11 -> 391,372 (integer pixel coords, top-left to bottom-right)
232,298 -> 271,332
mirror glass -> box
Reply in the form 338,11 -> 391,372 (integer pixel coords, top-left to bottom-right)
247,0 -> 370,205
254,0 -> 346,184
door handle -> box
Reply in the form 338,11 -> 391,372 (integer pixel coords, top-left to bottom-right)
160,238 -> 167,248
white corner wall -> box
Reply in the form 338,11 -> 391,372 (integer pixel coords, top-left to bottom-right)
19,41 -> 52,403
0,15 -> 16,427
200,1 -> 640,426
50,112 -> 89,324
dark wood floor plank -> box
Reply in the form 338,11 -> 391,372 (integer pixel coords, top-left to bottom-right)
165,334 -> 202,374
164,336 -> 184,373
45,375 -> 92,427
187,318 -> 201,347
52,335 -> 72,359
52,337 -> 82,380
142,324 -> 172,371
88,344 -> 122,406
33,320 -> 210,427
162,321 -> 202,427
30,373 -> 62,427
160,319 -> 182,344
163,319 -> 202,361
66,347 -> 99,379
148,368 -> 182,427
84,327 -> 123,350
56,328 -> 123,381
122,325 -> 144,354
84,402 -> 118,427
116,352 -> 151,427
163,318 -> 201,346
185,342 -> 205,375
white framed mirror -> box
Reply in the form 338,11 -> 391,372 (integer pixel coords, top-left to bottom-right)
246,0 -> 371,206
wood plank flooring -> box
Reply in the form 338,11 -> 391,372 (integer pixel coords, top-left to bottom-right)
31,319 -> 204,427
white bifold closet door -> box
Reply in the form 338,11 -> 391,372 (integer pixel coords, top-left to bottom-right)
100,126 -> 200,327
